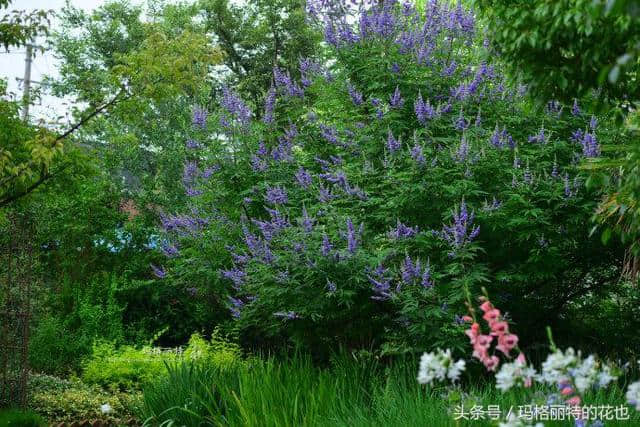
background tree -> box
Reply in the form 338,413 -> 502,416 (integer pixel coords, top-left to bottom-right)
475,0 -> 640,103
200,0 -> 321,112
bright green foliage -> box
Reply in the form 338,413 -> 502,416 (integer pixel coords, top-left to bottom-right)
0,0 -> 50,50
80,332 -> 242,390
476,0 -> 640,102
0,81 -> 65,208
28,373 -> 140,424
51,0 -> 222,210
29,273 -> 126,375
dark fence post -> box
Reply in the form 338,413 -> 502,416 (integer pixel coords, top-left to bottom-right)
0,215 -> 32,409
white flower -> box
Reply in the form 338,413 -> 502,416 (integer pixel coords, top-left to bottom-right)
539,347 -> 577,385
417,348 -> 466,385
573,355 -> 597,393
495,359 -> 537,392
100,403 -> 112,414
597,365 -> 616,388
626,381 -> 640,411
538,348 -> 617,394
447,359 -> 466,382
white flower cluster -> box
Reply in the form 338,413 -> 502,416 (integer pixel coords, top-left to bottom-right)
417,348 -> 466,385
627,381 -> 640,411
538,348 -> 616,392
538,347 -> 578,385
495,358 -> 536,392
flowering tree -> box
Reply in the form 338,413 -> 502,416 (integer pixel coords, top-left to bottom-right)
155,0 -> 620,355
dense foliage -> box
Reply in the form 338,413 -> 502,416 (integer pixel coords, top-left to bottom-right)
476,0 -> 640,102
5,0 -> 640,425
155,0 -> 623,358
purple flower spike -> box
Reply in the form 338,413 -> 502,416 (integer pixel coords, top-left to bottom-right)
151,264 -> 166,279
348,83 -> 364,106
440,199 -> 480,254
386,129 -> 401,154
295,167 -> 313,189
192,106 -> 208,129
265,186 -> 288,205
389,86 -> 404,108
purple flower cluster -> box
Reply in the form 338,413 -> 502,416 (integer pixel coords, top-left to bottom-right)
414,92 -> 436,124
454,109 -> 469,131
389,86 -> 404,108
368,263 -> 392,301
579,131 -> 600,158
229,296 -> 244,318
263,86 -> 277,124
453,137 -> 470,163
295,167 -> 313,189
300,206 -> 315,233
222,267 -> 246,290
386,129 -> 401,154
400,255 -> 433,288
221,86 -> 252,127
160,212 -> 209,235
571,99 -> 581,116
388,219 -> 419,239
151,264 -> 166,279
345,218 -> 363,254
528,127 -> 547,144
192,106 -> 208,129
274,311 -> 299,320
265,186 -> 288,205
440,200 -> 480,255
490,124 -> 515,149
410,143 -> 426,166
482,197 -> 502,212
274,67 -> 304,98
186,139 -> 201,150
348,83 -> 364,105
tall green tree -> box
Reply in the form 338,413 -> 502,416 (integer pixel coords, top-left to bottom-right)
200,0 -> 321,112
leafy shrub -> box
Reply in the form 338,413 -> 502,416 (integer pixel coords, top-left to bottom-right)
0,409 -> 46,427
29,314 -> 90,375
81,342 -> 177,391
81,331 -> 242,390
29,273 -> 126,375
29,375 -> 141,425
156,0 -> 623,357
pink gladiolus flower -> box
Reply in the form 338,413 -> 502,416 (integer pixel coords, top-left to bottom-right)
465,322 -> 480,343
476,334 -> 493,349
496,333 -> 518,355
490,321 -> 509,336
516,352 -> 526,364
561,387 -> 574,396
479,301 -> 493,312
483,355 -> 500,371
473,346 -> 488,361
567,396 -> 581,406
462,315 -> 473,322
483,309 -> 501,324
